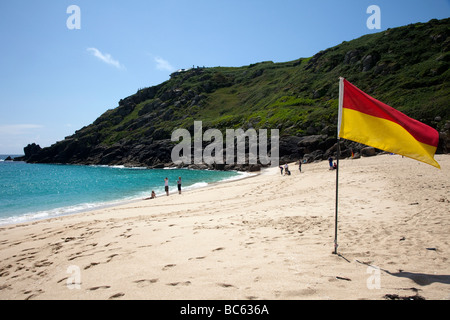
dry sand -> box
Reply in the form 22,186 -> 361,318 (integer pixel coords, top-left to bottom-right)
0,154 -> 449,300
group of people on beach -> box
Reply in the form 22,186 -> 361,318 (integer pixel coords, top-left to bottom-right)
279,162 -> 303,176
148,157 -> 337,200
279,157 -> 338,176
144,176 -> 182,200
280,163 -> 291,175
328,157 -> 338,170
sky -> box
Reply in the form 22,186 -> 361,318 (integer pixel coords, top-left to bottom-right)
0,0 -> 449,154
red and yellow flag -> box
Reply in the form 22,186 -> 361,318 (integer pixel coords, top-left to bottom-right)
338,78 -> 440,168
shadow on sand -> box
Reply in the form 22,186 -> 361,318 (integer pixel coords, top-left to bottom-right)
382,269 -> 450,286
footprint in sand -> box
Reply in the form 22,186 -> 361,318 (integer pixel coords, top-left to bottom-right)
162,264 -> 176,271
217,283 -> 236,288
106,254 -> 118,262
134,279 -> 159,287
0,284 -> 10,291
166,281 -> 191,286
109,292 -> 125,299
87,285 -> 111,291
188,256 -> 206,261
24,289 -> 44,300
33,260 -> 52,268
0,269 -> 10,277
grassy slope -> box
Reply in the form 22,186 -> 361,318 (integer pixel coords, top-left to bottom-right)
72,18 -> 449,148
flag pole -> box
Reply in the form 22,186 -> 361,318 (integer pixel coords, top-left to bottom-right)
334,137 -> 340,254
334,77 -> 344,255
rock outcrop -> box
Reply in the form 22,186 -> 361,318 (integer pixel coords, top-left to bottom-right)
14,143 -> 42,162
20,18 -> 449,170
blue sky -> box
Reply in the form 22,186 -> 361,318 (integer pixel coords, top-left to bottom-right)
0,0 -> 449,154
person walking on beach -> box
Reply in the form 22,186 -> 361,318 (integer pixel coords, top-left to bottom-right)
177,176 -> 182,194
279,165 -> 284,175
298,161 -> 302,173
328,157 -> 333,170
164,177 -> 169,196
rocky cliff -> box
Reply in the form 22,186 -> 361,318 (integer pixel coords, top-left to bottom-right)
20,18 -> 450,170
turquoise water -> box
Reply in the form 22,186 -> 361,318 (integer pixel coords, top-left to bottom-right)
0,158 -> 245,225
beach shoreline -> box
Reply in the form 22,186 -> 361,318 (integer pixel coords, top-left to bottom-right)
0,154 -> 449,300
0,166 -> 253,227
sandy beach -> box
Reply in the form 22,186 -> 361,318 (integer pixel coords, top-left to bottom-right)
0,154 -> 449,300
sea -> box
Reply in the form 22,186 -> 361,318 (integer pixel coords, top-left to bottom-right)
0,155 -> 248,226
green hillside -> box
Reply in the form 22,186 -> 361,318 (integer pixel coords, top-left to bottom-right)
24,18 -> 450,167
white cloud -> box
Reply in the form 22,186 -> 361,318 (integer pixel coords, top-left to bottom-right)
0,124 -> 43,135
87,48 -> 125,69
154,57 -> 175,72
0,125 -> 44,153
